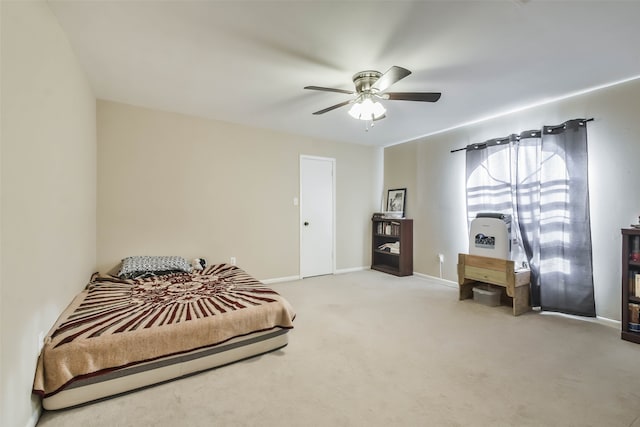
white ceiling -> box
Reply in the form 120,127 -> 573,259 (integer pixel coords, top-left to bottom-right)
48,0 -> 640,147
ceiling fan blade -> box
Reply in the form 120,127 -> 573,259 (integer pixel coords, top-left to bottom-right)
304,86 -> 355,95
384,92 -> 442,102
371,66 -> 411,92
312,100 -> 353,115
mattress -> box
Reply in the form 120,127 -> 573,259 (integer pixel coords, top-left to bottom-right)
42,328 -> 289,410
33,264 -> 295,409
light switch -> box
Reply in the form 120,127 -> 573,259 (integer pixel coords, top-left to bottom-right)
293,197 -> 299,206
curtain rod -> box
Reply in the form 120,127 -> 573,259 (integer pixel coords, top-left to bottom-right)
450,118 -> 594,153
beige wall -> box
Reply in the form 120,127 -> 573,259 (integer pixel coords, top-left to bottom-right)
1,2 -> 97,427
97,101 -> 381,280
384,77 -> 640,321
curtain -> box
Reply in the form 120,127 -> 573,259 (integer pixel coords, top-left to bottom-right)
466,134 -> 526,267
513,131 -> 542,308
465,119 -> 595,317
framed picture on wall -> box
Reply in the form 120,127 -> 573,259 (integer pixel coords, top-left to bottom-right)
386,188 -> 406,216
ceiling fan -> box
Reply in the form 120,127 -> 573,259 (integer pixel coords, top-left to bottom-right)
304,66 -> 441,121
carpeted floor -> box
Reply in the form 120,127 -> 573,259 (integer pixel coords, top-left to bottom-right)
37,270 -> 640,426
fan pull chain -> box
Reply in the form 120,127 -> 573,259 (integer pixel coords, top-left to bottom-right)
364,115 -> 376,132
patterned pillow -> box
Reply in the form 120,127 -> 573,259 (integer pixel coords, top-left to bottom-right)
118,256 -> 192,279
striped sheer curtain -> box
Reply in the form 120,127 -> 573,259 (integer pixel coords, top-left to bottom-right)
466,134 -> 526,265
465,119 -> 595,317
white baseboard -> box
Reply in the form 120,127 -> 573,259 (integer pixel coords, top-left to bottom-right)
335,266 -> 367,274
26,405 -> 41,427
409,273 -> 621,325
540,311 -> 620,328
261,267 -> 368,283
413,272 -> 458,288
415,273 -> 619,325
260,275 -> 300,284
596,315 -> 620,328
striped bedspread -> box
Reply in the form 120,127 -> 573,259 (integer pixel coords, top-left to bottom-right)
33,264 -> 295,397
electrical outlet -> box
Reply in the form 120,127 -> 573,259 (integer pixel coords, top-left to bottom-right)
230,257 -> 236,266
438,253 -> 444,263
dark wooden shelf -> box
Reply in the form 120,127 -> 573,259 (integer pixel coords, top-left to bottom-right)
371,218 -> 413,277
621,228 -> 640,344
374,249 -> 400,257
372,264 -> 403,275
621,331 -> 640,344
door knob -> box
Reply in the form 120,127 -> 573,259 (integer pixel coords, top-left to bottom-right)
304,221 -> 309,226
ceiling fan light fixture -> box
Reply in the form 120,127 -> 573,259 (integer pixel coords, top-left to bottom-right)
305,66 -> 441,120
348,97 -> 386,121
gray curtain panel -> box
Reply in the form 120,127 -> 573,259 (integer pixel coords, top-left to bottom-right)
535,120 -> 595,316
465,119 -> 595,317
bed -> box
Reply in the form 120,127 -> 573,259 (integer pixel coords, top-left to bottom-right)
33,262 -> 295,410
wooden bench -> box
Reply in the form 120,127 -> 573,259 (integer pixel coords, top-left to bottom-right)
458,253 -> 531,316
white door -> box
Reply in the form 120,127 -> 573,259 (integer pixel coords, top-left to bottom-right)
300,156 -> 335,278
